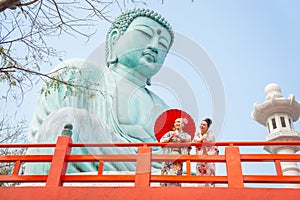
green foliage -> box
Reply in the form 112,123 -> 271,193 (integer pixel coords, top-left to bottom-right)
40,65 -> 99,100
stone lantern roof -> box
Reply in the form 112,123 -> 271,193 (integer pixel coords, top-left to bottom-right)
252,83 -> 300,126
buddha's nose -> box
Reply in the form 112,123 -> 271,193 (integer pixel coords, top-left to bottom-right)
146,45 -> 158,54
147,38 -> 159,53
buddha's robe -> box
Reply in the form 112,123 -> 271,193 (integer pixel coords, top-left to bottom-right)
25,59 -> 168,174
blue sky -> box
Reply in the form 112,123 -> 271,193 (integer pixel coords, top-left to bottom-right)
152,1 -> 300,142
7,0 -> 300,142
65,1 -> 300,140
2,0 -> 300,185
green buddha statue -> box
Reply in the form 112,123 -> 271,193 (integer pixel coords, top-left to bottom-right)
25,8 -> 174,174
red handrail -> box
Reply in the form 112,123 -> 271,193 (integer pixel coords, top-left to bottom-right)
0,136 -> 300,188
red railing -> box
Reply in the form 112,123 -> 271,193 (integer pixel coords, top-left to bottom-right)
0,136 -> 300,188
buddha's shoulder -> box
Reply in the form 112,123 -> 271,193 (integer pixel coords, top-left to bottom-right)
52,58 -> 104,81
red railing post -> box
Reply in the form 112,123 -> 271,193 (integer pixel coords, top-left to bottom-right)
98,161 -> 104,175
186,159 -> 191,176
12,160 -> 22,176
46,136 -> 72,186
135,146 -> 152,187
225,145 -> 244,187
275,160 -> 283,176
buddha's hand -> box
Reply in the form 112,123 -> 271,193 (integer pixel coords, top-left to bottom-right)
119,124 -> 154,142
35,107 -> 115,143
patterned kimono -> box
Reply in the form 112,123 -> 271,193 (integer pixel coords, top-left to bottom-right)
160,130 -> 191,186
193,130 -> 218,187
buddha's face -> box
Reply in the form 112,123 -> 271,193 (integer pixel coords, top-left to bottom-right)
113,16 -> 172,79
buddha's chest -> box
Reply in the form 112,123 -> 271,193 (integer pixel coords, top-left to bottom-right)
113,83 -> 164,126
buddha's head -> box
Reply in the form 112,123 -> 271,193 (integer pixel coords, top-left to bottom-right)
105,8 -> 174,85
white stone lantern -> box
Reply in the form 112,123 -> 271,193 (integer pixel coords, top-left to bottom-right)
252,83 -> 300,186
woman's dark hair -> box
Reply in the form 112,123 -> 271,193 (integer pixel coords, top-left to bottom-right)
203,118 -> 212,128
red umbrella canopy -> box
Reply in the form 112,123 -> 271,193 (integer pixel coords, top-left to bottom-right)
154,109 -> 196,141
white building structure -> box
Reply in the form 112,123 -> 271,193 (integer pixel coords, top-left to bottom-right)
252,83 -> 300,187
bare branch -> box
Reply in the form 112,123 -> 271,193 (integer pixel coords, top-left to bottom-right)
0,0 -> 21,12
18,0 -> 39,7
1,0 -> 146,105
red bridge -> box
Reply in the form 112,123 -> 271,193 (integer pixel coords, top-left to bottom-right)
0,136 -> 300,199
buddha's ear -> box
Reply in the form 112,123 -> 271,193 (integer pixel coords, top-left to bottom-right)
108,28 -> 120,45
107,28 -> 120,65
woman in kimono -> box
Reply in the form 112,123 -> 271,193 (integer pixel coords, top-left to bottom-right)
193,118 -> 218,187
160,118 -> 191,186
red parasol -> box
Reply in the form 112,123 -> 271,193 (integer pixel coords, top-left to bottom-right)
154,109 -> 196,141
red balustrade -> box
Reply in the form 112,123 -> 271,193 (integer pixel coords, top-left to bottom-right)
0,136 -> 300,199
